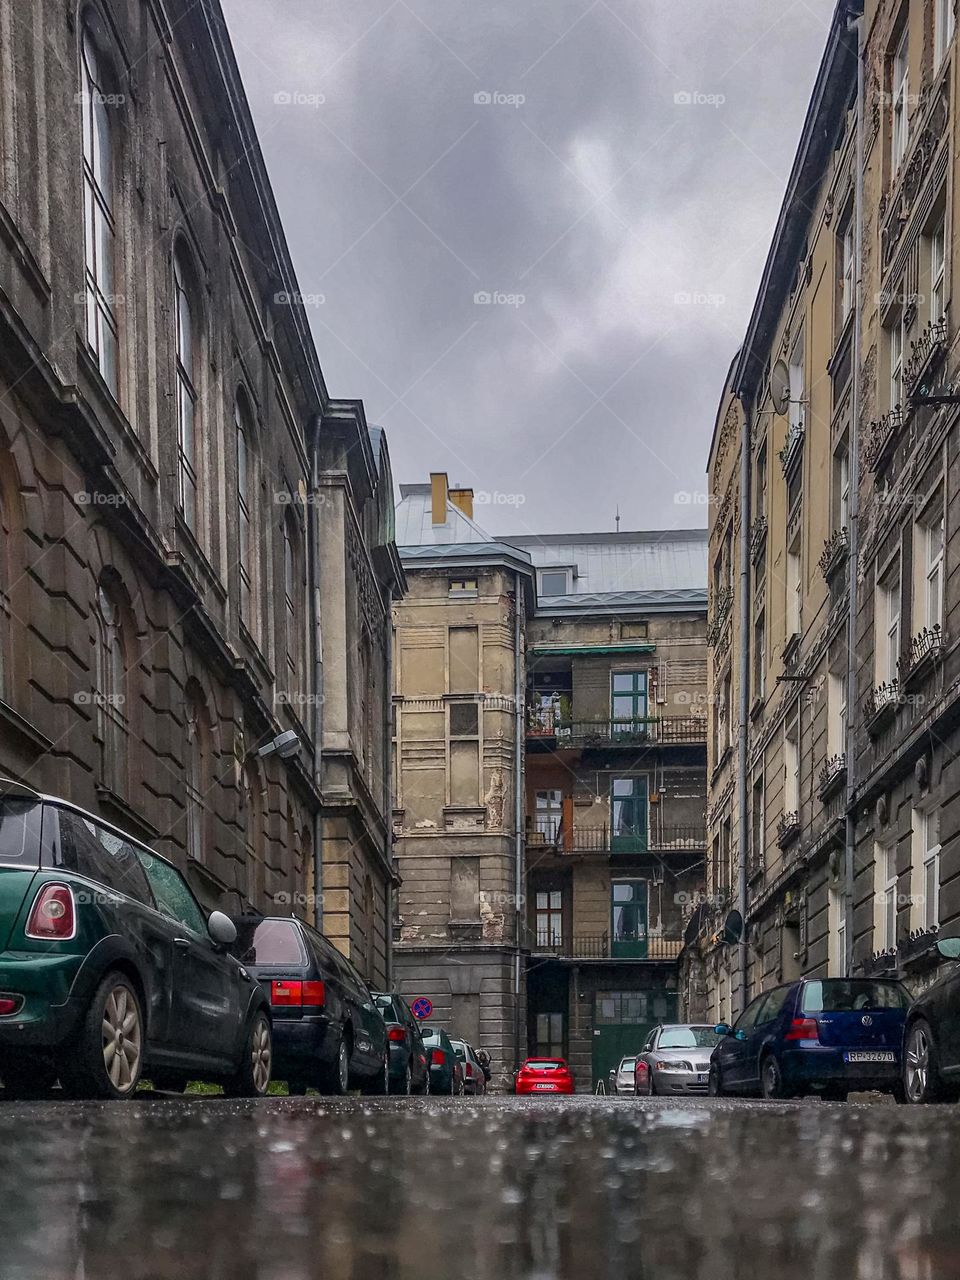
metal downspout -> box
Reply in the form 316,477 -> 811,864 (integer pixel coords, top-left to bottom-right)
309,429 -> 324,932
383,584 -> 394,987
514,571 -> 524,1071
844,8 -> 866,976
736,393 -> 753,1017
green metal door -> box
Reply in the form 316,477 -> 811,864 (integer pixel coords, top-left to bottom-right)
611,880 -> 648,957
591,990 -> 678,1090
610,777 -> 648,852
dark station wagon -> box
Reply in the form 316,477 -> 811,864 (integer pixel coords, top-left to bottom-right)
242,916 -> 389,1095
0,781 -> 272,1100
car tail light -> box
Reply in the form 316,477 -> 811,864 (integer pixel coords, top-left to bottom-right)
301,981 -> 325,1007
785,1017 -> 820,1042
0,994 -> 22,1016
388,1026 -> 406,1043
25,884 -> 75,940
271,981 -> 303,1006
465,1062 -> 474,1077
430,1049 -> 446,1066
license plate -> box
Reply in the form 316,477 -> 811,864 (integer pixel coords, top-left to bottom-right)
698,1073 -> 707,1083
534,1082 -> 555,1090
844,1050 -> 895,1064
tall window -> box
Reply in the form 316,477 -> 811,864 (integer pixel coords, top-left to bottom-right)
936,0 -> 955,70
753,610 -> 766,701
877,560 -> 901,683
184,686 -> 211,864
931,216 -> 946,322
80,28 -> 118,394
889,309 -> 905,409
283,513 -> 299,686
243,760 -> 265,904
94,579 -> 127,793
827,670 -> 847,759
784,717 -> 800,816
833,444 -> 850,530
535,790 -> 563,842
786,536 -> 801,637
891,27 -> 910,172
535,890 -> 563,948
919,502 -> 945,630
912,809 -> 941,932
755,439 -> 768,517
875,844 -> 898,951
788,330 -> 805,433
235,397 -> 254,626
838,211 -> 854,325
611,670 -> 647,730
750,776 -> 764,872
828,886 -> 845,976
174,249 -> 200,535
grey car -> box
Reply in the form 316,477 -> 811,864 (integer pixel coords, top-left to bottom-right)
635,1024 -> 723,1095
450,1039 -> 487,1095
610,1056 -> 638,1095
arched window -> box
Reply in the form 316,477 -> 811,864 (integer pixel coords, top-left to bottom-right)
185,684 -> 212,864
235,395 -> 254,626
80,24 -> 119,394
174,247 -> 200,534
94,577 -> 128,793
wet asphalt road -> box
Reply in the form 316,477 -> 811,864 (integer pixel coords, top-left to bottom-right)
1,1093 -> 957,1280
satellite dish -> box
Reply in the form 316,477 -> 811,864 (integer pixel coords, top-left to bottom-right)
722,909 -> 744,945
770,359 -> 791,415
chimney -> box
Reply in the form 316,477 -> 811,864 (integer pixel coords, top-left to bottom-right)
430,472 -> 448,525
448,486 -> 474,520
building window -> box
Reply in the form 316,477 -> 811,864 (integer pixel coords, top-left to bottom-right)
449,701 -> 479,737
534,1012 -> 564,1058
718,818 -> 732,894
918,499 -> 945,631
877,559 -> 902,684
911,809 -> 941,932
750,776 -> 764,873
755,439 -> 768,518
936,0 -> 955,70
535,890 -> 563,947
448,577 -> 478,596
80,26 -> 119,395
184,685 -> 211,864
788,330 -> 805,433
838,210 -> 854,326
888,307 -> 905,410
786,535 -> 801,638
235,396 -> 254,628
875,843 -> 898,951
930,215 -> 946,321
783,717 -> 799,815
534,790 -> 563,843
283,513 -> 300,687
833,443 -> 850,530
611,881 -> 648,956
828,885 -> 845,975
610,777 -> 648,852
611,670 -> 648,729
891,27 -> 910,172
827,670 -> 847,759
753,610 -> 766,701
538,569 -> 572,597
243,760 -> 265,905
94,579 -> 127,794
174,249 -> 200,534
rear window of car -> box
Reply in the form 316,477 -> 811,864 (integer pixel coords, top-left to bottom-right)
375,995 -> 400,1021
451,1042 -> 466,1059
800,979 -> 910,1014
524,1060 -> 563,1071
249,919 -> 307,966
0,800 -> 42,864
619,1058 -> 637,1069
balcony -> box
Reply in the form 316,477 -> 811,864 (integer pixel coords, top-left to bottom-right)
749,517 -> 768,563
530,930 -> 683,961
905,317 -> 948,400
900,624 -> 945,688
818,528 -> 849,584
526,712 -> 707,748
527,823 -> 706,856
776,811 -> 801,849
817,753 -> 847,802
862,408 -> 904,475
778,423 -> 804,477
864,681 -> 900,735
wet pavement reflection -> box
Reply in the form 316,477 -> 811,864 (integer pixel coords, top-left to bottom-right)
1,1094 -> 958,1279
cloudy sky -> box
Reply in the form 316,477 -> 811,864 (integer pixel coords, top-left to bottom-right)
220,0 -> 835,537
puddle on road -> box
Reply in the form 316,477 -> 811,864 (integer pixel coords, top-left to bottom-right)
1,1097 -> 959,1279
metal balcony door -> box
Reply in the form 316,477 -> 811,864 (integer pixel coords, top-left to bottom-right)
610,777 -> 648,852
535,790 -> 563,843
611,671 -> 648,736
611,880 -> 648,957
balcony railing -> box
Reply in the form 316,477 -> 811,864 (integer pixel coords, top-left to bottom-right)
526,713 -> 707,746
527,823 -> 706,854
905,317 -> 948,398
864,680 -> 900,734
530,930 -> 684,961
863,408 -> 904,474
818,528 -> 849,583
817,753 -> 847,802
900,625 -> 945,686
778,423 -> 804,476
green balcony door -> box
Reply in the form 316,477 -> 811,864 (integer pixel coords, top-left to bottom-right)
611,881 -> 648,957
610,777 -> 648,852
611,671 -> 648,737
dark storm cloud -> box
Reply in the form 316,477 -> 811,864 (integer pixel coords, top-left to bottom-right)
221,0 -> 836,535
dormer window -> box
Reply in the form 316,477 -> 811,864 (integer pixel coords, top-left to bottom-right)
539,568 -> 573,597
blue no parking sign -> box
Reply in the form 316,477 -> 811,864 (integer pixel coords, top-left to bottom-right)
411,997 -> 433,1020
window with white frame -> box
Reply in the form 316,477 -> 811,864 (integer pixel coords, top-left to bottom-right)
80,27 -> 119,395
827,670 -> 847,759
874,842 -> 898,952
930,215 -> 946,322
788,330 -> 805,433
235,396 -> 255,628
936,0 -> 956,71
786,536 -> 801,638
833,443 -> 850,530
753,610 -> 765,701
889,309 -> 905,410
891,27 -> 910,172
839,212 -> 854,325
784,718 -> 799,815
918,499 -> 945,631
828,885 -> 845,975
174,249 -> 200,535
876,559 -> 902,684
912,809 -> 941,932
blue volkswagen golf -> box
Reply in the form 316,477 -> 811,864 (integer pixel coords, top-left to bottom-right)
708,977 -> 911,1101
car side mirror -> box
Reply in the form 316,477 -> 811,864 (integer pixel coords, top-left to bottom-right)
714,1023 -> 731,1036
208,910 -> 238,947
937,937 -> 960,960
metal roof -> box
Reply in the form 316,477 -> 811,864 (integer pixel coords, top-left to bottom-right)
396,485 -> 494,548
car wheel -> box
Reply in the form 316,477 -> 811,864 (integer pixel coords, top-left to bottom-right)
760,1053 -> 790,1101
400,1060 -> 413,1095
60,972 -> 144,1101
318,1029 -> 351,1096
151,1072 -> 190,1094
224,1010 -> 272,1098
0,1054 -> 58,1100
904,1019 -> 942,1104
707,1062 -> 724,1098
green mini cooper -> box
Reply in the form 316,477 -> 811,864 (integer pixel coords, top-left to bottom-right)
0,779 -> 272,1100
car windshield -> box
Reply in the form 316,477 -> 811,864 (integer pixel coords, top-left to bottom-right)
657,1027 -> 723,1049
800,979 -> 910,1014
0,800 -> 41,864
524,1061 -> 563,1071
247,920 -> 307,965
618,1058 -> 637,1070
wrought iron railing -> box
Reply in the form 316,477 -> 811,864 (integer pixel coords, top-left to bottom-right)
529,930 -> 684,960
778,424 -> 804,476
528,824 -> 707,854
818,528 -> 849,582
817,754 -> 847,801
526,714 -> 707,746
900,625 -> 945,682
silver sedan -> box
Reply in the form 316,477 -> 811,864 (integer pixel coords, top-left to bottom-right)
634,1025 -> 724,1096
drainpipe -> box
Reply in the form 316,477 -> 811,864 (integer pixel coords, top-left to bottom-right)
735,392 -> 753,1018
513,570 -> 524,1070
308,425 -> 325,932
383,583 -> 394,987
844,7 -> 865,977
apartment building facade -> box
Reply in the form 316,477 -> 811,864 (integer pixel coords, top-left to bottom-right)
686,0 -> 960,1021
0,0 -> 401,980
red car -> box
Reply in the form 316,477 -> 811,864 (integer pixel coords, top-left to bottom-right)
514,1057 -> 575,1095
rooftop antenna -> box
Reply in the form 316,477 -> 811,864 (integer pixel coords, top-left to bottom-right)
615,505 -> 621,533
